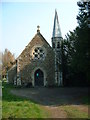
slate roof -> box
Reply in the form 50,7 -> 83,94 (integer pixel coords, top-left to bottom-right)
52,10 -> 62,38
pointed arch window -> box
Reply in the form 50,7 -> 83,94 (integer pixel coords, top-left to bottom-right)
53,43 -> 55,48
57,42 -> 60,48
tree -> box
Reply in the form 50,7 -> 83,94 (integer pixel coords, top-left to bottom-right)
63,0 -> 90,86
77,0 -> 90,28
2,49 -> 15,78
0,51 -> 2,79
76,0 -> 90,84
62,31 -> 79,86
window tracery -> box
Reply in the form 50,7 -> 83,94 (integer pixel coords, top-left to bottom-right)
33,47 -> 45,60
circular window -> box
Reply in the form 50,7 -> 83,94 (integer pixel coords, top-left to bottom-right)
33,47 -> 45,60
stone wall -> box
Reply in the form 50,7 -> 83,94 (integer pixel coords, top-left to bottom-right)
8,65 -> 17,84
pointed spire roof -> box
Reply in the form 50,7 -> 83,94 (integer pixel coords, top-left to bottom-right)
52,10 -> 62,38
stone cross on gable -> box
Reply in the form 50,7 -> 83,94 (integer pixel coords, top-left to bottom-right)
37,25 -> 40,33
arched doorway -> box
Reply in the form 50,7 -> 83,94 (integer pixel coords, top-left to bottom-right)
34,69 -> 44,86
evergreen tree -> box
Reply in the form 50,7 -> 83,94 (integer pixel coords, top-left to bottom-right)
63,0 -> 90,86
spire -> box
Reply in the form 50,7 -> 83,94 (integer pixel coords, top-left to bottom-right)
52,10 -> 62,38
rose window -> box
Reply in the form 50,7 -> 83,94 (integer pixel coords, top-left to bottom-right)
33,47 -> 45,60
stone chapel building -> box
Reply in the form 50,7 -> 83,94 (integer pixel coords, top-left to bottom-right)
8,10 -> 63,87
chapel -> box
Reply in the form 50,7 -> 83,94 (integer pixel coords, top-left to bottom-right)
8,10 -> 63,87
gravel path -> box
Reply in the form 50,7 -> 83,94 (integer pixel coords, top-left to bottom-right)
11,87 -> 88,118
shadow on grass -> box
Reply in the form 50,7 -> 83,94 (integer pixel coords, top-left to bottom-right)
2,82 -> 89,106
2,82 -> 51,119
2,82 -> 29,102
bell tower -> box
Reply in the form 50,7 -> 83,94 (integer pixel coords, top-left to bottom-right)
52,10 -> 63,86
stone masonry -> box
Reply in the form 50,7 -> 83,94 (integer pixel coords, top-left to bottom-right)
8,31 -> 55,87
8,10 -> 63,87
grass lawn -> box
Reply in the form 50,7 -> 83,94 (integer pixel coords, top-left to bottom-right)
2,82 -> 49,118
2,81 -> 89,119
62,105 -> 88,118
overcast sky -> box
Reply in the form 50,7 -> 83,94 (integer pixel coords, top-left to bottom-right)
1,0 -> 79,58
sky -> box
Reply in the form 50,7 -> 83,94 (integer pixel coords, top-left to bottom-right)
1,0 -> 79,58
